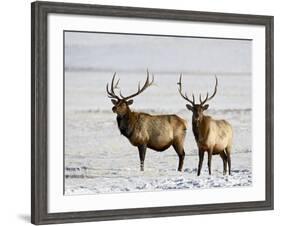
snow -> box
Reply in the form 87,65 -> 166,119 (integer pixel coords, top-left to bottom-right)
64,72 -> 252,195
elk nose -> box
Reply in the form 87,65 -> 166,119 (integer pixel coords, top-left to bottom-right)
112,106 -> 116,113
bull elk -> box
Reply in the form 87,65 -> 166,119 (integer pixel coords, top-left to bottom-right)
177,75 -> 233,176
106,71 -> 187,171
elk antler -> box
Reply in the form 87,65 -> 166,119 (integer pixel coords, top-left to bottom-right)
119,70 -> 154,100
199,76 -> 218,105
177,74 -> 196,105
106,72 -> 120,100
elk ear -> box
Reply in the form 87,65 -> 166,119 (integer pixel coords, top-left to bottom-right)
127,99 -> 134,105
203,104 -> 209,110
186,104 -> 193,111
111,99 -> 118,105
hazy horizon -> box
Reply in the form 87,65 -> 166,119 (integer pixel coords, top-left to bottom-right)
65,31 -> 252,75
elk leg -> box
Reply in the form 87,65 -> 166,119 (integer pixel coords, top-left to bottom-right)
197,150 -> 204,176
220,151 -> 228,175
207,150 -> 213,175
225,147 -> 232,175
138,145 -> 147,171
173,144 -> 185,172
178,151 -> 185,172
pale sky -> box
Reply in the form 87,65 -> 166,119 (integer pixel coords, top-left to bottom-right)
65,31 -> 252,75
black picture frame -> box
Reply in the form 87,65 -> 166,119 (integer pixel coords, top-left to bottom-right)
31,1 -> 274,225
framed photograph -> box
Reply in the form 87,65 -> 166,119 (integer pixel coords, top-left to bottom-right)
31,1 -> 274,225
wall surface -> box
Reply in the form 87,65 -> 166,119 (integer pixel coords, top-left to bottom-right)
0,0 -> 279,225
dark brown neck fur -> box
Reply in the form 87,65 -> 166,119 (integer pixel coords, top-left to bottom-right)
116,110 -> 137,139
192,114 -> 206,143
192,117 -> 200,143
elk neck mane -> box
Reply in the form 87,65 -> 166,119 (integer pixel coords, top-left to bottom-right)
192,119 -> 200,143
192,115 -> 212,143
116,110 -> 142,139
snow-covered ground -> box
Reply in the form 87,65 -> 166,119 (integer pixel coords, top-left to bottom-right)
64,72 -> 252,195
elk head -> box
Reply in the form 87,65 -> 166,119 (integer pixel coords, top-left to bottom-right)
106,71 -> 154,116
177,75 -> 218,123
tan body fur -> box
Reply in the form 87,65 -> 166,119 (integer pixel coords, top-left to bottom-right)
193,115 -> 233,175
116,109 -> 187,171
196,116 -> 232,152
118,111 -> 187,151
